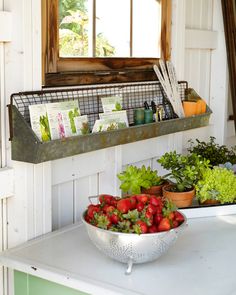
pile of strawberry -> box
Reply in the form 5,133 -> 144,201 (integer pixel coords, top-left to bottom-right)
84,194 -> 185,234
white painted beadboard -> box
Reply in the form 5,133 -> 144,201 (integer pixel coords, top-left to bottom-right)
0,1 -> 233,295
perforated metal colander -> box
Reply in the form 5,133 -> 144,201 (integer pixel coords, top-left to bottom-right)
82,212 -> 187,274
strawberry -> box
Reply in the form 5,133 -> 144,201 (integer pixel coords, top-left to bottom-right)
146,204 -> 157,215
149,196 -> 163,207
87,205 -> 100,218
98,194 -> 114,205
174,211 -> 184,223
144,211 -> 154,226
148,224 -> 158,233
172,220 -> 179,228
117,198 -> 131,213
129,196 -> 137,209
168,212 -> 175,220
136,194 -> 149,204
136,202 -> 145,212
158,217 -> 171,232
109,212 -> 120,224
133,220 -> 148,234
154,213 -> 163,224
104,205 -> 116,214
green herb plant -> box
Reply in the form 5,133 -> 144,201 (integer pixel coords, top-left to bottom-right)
117,165 -> 164,195
188,137 -> 236,166
195,167 -> 236,204
158,151 -> 209,192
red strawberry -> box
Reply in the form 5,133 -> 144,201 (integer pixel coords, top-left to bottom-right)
168,212 -> 175,220
148,225 -> 158,233
104,205 -> 115,214
154,213 -> 163,224
149,196 -> 163,207
98,194 -> 114,205
134,220 -> 148,234
147,204 -> 157,215
144,213 -> 154,226
136,194 -> 149,204
129,196 -> 137,209
174,211 -> 185,223
136,202 -> 145,212
117,198 -> 131,213
158,217 -> 171,232
87,205 -> 100,218
172,220 -> 179,228
109,212 -> 120,224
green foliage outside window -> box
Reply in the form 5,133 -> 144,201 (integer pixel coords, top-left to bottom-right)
59,0 -> 115,57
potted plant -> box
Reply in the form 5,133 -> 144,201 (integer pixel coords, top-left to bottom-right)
157,151 -> 209,208
195,167 -> 236,205
117,165 -> 166,196
188,137 -> 236,167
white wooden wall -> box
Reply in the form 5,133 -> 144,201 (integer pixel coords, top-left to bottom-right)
0,1 -> 234,295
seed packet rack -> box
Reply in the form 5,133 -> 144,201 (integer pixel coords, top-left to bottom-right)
8,81 -> 212,163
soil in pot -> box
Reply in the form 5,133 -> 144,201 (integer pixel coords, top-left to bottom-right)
162,184 -> 195,208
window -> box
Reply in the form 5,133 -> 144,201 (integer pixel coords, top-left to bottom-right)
42,0 -> 171,86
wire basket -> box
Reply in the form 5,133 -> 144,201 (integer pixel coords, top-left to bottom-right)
10,81 -> 188,131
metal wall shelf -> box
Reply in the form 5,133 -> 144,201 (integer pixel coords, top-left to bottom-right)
9,81 -> 212,164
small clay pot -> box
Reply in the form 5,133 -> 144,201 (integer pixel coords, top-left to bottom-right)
162,184 -> 195,208
141,182 -> 168,197
199,199 -> 220,205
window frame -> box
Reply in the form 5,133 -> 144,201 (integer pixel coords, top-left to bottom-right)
42,0 -> 172,86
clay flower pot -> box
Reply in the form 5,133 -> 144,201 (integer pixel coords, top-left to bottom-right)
141,182 -> 168,197
162,184 -> 195,208
199,199 -> 220,205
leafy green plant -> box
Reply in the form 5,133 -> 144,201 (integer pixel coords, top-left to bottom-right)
195,167 -> 236,204
158,151 -> 209,192
188,137 -> 236,166
117,165 -> 164,194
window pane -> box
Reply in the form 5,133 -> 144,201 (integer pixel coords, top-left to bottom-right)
96,0 -> 130,57
132,0 -> 161,57
59,0 -> 92,57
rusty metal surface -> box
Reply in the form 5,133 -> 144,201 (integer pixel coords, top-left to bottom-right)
11,105 -> 212,164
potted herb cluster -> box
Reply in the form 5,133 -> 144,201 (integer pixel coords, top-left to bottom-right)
188,137 -> 236,167
195,167 -> 236,205
157,151 -> 209,208
117,165 -> 166,196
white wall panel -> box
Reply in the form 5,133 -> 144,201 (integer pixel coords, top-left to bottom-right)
52,182 -> 74,230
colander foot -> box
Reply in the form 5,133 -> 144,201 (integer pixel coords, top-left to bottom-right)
125,258 -> 133,275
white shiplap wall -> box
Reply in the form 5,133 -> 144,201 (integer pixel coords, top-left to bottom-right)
0,1 -> 234,294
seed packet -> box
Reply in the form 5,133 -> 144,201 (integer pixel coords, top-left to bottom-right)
46,101 -> 80,140
29,104 -> 51,142
92,118 -> 127,133
74,115 -> 90,135
99,110 -> 129,127
101,96 -> 123,113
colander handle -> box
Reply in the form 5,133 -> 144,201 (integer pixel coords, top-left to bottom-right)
88,195 -> 99,204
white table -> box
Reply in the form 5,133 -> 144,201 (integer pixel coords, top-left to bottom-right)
1,215 -> 236,295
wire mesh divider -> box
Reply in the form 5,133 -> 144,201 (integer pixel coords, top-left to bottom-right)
10,81 -> 188,131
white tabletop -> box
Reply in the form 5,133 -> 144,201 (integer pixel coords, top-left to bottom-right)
1,215 -> 236,295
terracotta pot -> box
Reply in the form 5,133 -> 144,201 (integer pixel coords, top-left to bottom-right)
199,199 -> 220,205
162,184 -> 195,208
141,181 -> 168,197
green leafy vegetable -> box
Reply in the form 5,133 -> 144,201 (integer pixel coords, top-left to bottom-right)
195,167 -> 236,204
117,165 -> 164,194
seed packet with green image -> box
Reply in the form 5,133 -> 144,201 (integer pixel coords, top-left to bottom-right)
29,104 -> 51,142
101,96 -> 122,113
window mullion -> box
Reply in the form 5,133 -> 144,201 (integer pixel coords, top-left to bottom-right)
92,0 -> 96,57
130,0 -> 133,57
